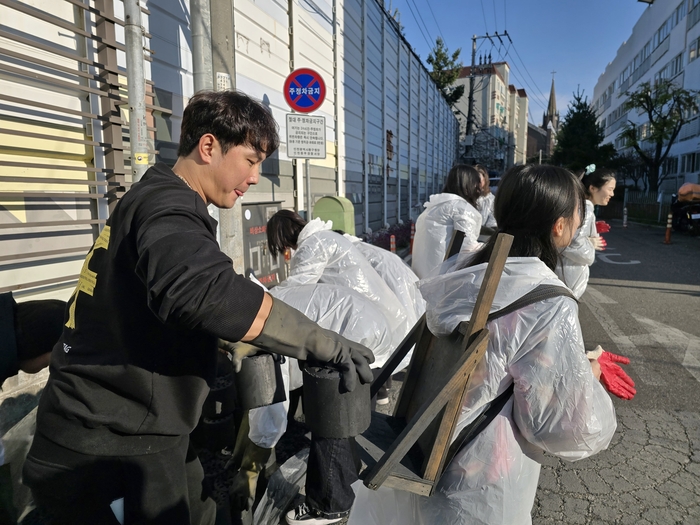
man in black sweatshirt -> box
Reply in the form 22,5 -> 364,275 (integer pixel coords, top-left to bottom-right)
23,90 -> 374,525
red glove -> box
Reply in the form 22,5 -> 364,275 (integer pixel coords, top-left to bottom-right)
596,221 -> 611,233
598,351 -> 636,400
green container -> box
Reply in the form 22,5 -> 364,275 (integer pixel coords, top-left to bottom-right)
313,196 -> 355,236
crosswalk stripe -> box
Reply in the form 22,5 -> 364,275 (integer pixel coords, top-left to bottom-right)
582,288 -> 666,386
632,314 -> 700,384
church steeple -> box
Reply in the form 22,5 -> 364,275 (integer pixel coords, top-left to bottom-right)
542,74 -> 559,132
541,73 -> 559,160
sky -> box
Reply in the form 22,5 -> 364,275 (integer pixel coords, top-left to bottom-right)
389,0 -> 650,124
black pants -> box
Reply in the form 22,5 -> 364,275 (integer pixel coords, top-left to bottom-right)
305,436 -> 360,519
22,432 -> 216,525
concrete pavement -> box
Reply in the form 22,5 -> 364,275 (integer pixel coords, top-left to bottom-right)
533,222 -> 700,524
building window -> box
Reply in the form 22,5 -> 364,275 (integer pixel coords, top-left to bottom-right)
662,156 -> 679,175
681,152 -> 700,172
691,40 -> 698,62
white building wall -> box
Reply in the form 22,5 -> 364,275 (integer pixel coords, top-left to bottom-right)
593,0 -> 700,190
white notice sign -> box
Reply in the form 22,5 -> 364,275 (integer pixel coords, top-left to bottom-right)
286,114 -> 326,159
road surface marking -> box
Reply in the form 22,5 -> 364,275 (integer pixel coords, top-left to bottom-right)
632,314 -> 700,384
596,248 -> 640,265
585,286 -> 618,304
581,292 -> 666,386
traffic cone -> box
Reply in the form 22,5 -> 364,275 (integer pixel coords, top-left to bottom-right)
390,234 -> 396,253
664,213 -> 672,244
410,223 -> 415,254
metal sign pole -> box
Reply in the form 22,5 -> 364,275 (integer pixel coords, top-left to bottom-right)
124,0 -> 148,181
306,158 -> 312,219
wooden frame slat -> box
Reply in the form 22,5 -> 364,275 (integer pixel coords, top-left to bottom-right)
363,330 -> 489,490
359,233 -> 514,496
422,234 -> 513,482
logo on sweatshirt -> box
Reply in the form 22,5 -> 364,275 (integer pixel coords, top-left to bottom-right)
66,225 -> 111,329
63,343 -> 71,353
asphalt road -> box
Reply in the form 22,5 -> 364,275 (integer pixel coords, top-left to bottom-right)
532,221 -> 700,525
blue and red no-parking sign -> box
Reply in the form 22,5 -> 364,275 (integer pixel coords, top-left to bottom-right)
284,68 -> 326,113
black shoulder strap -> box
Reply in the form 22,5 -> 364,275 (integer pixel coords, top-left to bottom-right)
487,284 -> 578,322
457,283 -> 577,337
445,284 -> 577,469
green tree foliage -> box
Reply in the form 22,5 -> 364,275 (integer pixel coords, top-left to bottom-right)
609,150 -> 647,190
620,79 -> 698,191
552,89 -> 615,171
427,37 -> 464,108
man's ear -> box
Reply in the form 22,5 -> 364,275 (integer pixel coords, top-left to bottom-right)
552,216 -> 565,240
197,133 -> 216,164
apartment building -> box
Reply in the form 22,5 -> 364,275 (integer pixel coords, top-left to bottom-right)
454,61 -> 528,171
593,0 -> 700,190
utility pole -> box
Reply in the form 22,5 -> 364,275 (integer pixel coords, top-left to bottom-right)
465,34 -> 477,141
190,0 -> 244,270
210,0 -> 244,270
191,0 -> 213,93
465,31 -> 508,162
124,0 -> 148,181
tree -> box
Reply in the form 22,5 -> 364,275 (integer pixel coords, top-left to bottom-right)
620,79 -> 699,191
609,150 -> 647,190
551,89 -> 615,171
427,37 -> 464,108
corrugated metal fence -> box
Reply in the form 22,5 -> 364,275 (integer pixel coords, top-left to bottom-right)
1,0 -> 131,300
1,0 -> 459,301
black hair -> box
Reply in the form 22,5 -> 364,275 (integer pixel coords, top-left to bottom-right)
474,164 -> 491,197
442,164 -> 482,207
177,90 -> 280,158
462,164 -> 586,272
267,210 -> 308,258
581,168 -> 616,199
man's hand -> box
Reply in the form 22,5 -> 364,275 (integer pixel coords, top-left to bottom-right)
249,297 -> 375,392
218,339 -> 259,373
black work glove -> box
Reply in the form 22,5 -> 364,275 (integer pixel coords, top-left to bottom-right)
217,340 -> 259,373
246,297 -> 375,392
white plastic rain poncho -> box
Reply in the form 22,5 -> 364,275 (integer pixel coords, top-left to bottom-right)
411,193 -> 482,279
281,218 -> 410,348
476,193 -> 497,229
555,200 -> 597,298
347,257 -> 616,525
248,283 -> 395,448
344,234 -> 426,326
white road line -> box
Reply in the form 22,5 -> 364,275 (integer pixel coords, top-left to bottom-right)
581,292 -> 666,386
585,286 -> 618,304
632,314 -> 700,384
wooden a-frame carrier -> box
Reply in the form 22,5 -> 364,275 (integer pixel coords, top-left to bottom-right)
357,232 -> 513,496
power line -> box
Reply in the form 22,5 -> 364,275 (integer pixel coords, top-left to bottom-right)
422,0 -> 445,43
493,42 -> 547,114
480,0 -> 489,32
492,0 -> 498,31
407,0 -> 435,49
403,0 -> 433,51
478,39 -> 547,115
506,38 -> 548,106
